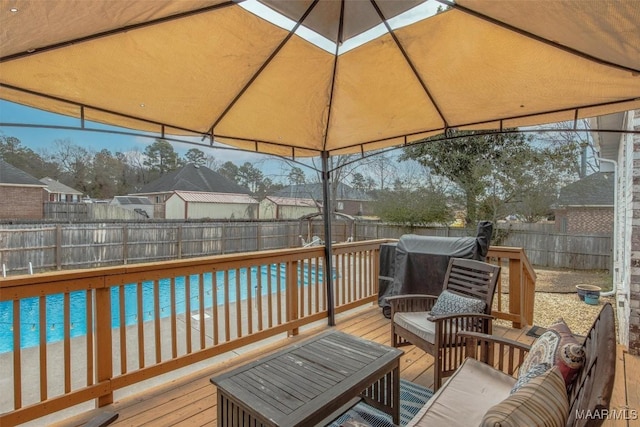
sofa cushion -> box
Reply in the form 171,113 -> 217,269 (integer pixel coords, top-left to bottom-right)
406,358 -> 515,427
393,312 -> 436,344
519,318 -> 584,387
480,366 -> 569,427
430,290 -> 486,316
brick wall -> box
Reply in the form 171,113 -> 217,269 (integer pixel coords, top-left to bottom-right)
0,186 -> 44,219
566,207 -> 614,234
630,110 -> 640,356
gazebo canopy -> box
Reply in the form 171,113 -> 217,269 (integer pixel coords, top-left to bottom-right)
1,0 -> 639,158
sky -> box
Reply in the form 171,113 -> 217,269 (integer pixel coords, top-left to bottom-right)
0,1 -> 441,180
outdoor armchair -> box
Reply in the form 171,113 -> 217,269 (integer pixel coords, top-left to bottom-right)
388,257 -> 501,390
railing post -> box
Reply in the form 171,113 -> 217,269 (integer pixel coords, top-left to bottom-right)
508,257 -> 524,329
95,283 -> 113,407
287,260 -> 299,337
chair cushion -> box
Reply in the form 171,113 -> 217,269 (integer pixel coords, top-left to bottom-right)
406,358 -> 515,427
430,290 -> 486,316
480,366 -> 569,427
518,318 -> 584,387
393,312 -> 436,344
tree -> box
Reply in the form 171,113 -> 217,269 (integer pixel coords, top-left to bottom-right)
204,154 -> 220,170
0,135 -> 59,178
254,177 -> 284,200
184,148 -> 206,166
536,120 -> 597,179
46,138 -> 94,193
218,161 -> 239,183
367,152 -> 397,190
288,166 -> 306,185
351,172 -> 367,191
373,187 -> 451,226
402,129 -> 538,225
143,139 -> 181,177
237,162 -> 264,194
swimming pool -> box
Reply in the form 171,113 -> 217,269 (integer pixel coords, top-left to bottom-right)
0,264 -> 324,353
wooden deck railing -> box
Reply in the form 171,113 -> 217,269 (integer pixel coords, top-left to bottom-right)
487,246 -> 537,329
0,240 -> 534,426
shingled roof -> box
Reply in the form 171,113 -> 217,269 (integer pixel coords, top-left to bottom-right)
40,177 -> 83,195
0,159 -> 45,187
555,172 -> 614,207
136,164 -> 251,195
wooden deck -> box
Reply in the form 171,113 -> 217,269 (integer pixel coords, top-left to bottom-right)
49,305 -> 638,427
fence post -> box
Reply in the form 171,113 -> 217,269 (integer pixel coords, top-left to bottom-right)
257,223 -> 262,251
56,224 -> 62,270
177,225 -> 183,259
221,224 -> 226,254
123,224 -> 128,265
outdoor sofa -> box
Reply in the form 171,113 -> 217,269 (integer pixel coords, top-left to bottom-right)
404,303 -> 616,427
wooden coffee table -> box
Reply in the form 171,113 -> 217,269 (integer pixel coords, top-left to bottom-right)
210,330 -> 402,426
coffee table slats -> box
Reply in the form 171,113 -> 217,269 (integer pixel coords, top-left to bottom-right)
253,364 -> 320,400
211,331 -> 402,426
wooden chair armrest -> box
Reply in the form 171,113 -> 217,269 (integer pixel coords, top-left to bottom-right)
458,331 -> 532,376
387,294 -> 438,314
426,313 -> 495,323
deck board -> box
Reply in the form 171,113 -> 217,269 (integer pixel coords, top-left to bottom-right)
46,305 -> 638,427
623,351 -> 640,427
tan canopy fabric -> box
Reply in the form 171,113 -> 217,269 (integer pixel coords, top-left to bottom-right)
1,0 -> 639,157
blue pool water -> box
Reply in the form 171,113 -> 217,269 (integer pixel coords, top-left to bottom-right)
0,264 -> 323,353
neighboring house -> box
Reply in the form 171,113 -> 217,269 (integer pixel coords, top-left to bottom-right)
165,191 -> 258,220
259,196 -> 318,219
274,183 -> 373,216
553,172 -> 614,234
110,196 -> 154,219
132,163 -> 252,219
40,177 -> 83,202
0,159 -> 46,219
592,109 -> 639,356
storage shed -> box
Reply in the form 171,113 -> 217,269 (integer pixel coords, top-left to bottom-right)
165,191 -> 259,220
259,196 -> 318,219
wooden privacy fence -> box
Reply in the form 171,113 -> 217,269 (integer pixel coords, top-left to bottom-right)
0,221 -> 610,275
0,221 -> 350,275
355,223 -> 612,271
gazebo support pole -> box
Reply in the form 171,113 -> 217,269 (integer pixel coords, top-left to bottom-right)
321,151 -> 335,326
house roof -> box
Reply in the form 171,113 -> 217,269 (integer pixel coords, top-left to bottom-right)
136,164 -> 251,195
264,196 -> 317,208
40,177 -> 83,195
0,159 -> 46,187
113,196 -> 153,205
274,183 -> 371,201
172,191 -> 258,204
555,172 -> 614,207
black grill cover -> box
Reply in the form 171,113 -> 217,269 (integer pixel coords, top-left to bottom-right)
379,221 -> 493,317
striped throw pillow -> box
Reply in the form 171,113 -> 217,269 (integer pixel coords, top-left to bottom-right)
480,366 -> 569,427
